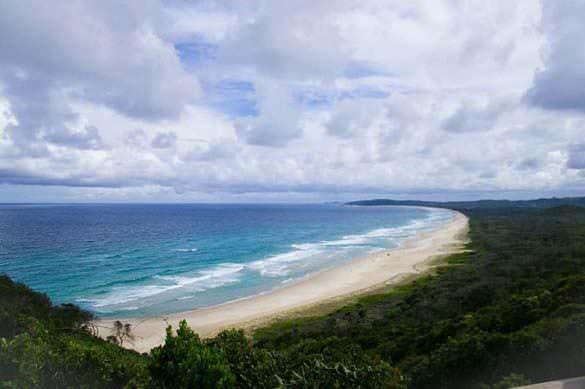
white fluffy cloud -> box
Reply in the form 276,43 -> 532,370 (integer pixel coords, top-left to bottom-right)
1,0 -> 584,202
235,79 -> 302,146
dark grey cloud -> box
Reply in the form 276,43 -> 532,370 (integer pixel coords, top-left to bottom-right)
442,101 -> 505,133
0,164 -> 428,195
0,168 -> 124,188
517,158 -> 542,171
525,0 -> 585,112
0,163 -> 183,189
42,125 -> 104,150
567,144 -> 585,169
478,170 -> 497,179
235,118 -> 300,147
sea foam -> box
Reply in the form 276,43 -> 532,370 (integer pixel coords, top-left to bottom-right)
83,263 -> 245,311
245,208 -> 451,279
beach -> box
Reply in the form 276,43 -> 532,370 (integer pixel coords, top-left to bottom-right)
97,209 -> 468,353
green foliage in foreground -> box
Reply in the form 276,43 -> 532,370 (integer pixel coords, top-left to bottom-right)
2,203 -> 585,388
146,323 -> 403,389
148,321 -> 234,388
0,274 -> 93,340
0,275 -> 146,388
0,275 -> 404,388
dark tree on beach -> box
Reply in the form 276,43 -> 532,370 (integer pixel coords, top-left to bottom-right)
108,320 -> 135,346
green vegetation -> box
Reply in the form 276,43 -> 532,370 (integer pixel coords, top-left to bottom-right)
2,199 -> 585,387
346,195 -> 585,209
254,205 -> 585,388
0,275 -> 146,388
0,276 -> 403,388
148,321 -> 235,388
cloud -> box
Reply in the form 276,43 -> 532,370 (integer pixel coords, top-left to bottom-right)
2,0 -> 585,202
326,99 -> 383,139
218,1 -> 350,80
182,140 -> 239,162
567,144 -> 585,170
0,1 -> 200,119
235,79 -> 302,146
161,1 -> 237,44
442,98 -> 510,133
151,132 -> 178,149
0,0 -> 200,162
516,158 -> 542,171
525,0 -> 585,112
41,125 -> 104,150
125,129 -> 149,148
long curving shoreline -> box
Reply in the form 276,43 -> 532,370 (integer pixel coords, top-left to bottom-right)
97,209 -> 469,353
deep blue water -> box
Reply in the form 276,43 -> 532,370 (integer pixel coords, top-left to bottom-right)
0,204 -> 454,318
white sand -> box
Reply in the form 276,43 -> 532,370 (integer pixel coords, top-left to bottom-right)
97,209 -> 468,353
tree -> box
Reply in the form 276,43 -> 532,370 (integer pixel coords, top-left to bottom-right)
148,320 -> 234,389
107,320 -> 135,346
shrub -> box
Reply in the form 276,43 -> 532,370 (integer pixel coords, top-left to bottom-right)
149,320 -> 234,388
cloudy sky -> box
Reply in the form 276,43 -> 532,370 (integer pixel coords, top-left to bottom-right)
0,0 -> 584,203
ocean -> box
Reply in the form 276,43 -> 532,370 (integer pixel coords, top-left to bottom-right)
0,203 -> 455,318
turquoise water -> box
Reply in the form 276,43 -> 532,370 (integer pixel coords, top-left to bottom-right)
0,204 -> 455,318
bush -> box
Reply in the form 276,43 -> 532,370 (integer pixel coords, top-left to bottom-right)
148,320 -> 234,388
0,331 -> 145,388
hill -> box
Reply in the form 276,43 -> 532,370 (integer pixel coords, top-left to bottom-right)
346,196 -> 585,210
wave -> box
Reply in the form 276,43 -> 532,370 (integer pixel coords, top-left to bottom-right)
173,248 -> 198,252
247,247 -> 324,277
81,263 -> 244,310
157,263 -> 244,290
249,208 -> 453,278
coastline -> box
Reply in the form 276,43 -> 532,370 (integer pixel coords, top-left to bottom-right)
97,209 -> 469,353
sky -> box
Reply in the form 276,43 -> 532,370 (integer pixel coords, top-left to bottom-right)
0,0 -> 584,203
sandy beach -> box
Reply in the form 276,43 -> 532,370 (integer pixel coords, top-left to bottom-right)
97,209 -> 468,353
